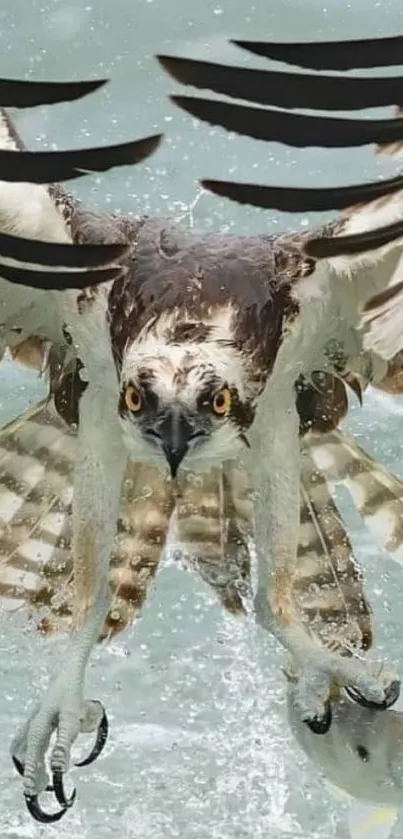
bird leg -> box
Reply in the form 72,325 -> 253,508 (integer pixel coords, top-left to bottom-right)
251,386 -> 400,733
10,382 -> 127,822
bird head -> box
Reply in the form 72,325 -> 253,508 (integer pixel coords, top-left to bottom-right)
118,315 -> 255,477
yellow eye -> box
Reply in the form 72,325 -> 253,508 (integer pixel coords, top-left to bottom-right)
212,387 -> 231,416
125,384 -> 142,413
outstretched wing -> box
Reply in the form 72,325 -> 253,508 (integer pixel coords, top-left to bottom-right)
158,39 -> 403,367
0,97 -> 158,360
0,394 -> 176,639
0,78 -> 162,289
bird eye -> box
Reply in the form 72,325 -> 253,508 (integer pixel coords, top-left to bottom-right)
124,384 -> 142,413
212,387 -> 231,416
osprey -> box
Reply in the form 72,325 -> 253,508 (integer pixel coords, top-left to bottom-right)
3,32 -> 403,824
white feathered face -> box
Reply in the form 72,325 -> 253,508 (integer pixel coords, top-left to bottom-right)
118,336 -> 255,476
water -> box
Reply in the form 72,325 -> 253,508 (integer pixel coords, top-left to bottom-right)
1,0 -> 403,836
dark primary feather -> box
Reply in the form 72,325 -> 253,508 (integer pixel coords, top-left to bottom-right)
171,95 -> 403,150
0,77 -> 107,108
0,133 -> 163,184
0,230 -> 129,269
305,219 -> 403,259
232,35 -> 403,71
159,54 -> 403,112
161,44 -> 403,226
200,175 -> 403,214
361,279 -> 403,316
0,262 -> 125,291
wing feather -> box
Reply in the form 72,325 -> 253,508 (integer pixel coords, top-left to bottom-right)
158,54 -> 403,112
0,77 -> 108,108
169,95 -> 403,150
160,50 -> 403,363
0,132 -> 162,185
175,465 -> 253,615
0,397 -> 174,639
231,35 -> 403,71
0,386 -> 389,660
295,444 -> 372,656
0,99 -> 160,293
305,428 -> 403,559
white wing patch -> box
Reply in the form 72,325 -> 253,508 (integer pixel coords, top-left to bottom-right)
0,110 -> 70,243
0,110 -> 73,350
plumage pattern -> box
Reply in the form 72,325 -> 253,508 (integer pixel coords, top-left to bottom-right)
5,370 -> 403,822
296,444 -> 372,656
6,33 -> 403,822
1,384 -> 402,657
0,398 -> 250,636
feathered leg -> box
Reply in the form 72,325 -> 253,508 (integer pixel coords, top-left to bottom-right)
10,382 -> 127,821
251,385 -> 398,733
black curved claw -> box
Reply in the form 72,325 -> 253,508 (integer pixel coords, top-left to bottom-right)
303,700 -> 332,734
52,769 -> 76,809
12,756 -> 54,792
12,755 -> 26,778
75,705 -> 109,768
345,679 -> 401,711
24,793 -> 67,824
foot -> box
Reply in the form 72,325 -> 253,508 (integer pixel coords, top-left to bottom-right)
255,593 -> 401,733
295,657 -> 400,735
11,683 -> 108,823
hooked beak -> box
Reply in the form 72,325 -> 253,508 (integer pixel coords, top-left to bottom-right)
158,412 -> 192,478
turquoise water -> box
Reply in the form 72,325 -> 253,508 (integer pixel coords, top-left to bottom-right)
1,1 -> 403,836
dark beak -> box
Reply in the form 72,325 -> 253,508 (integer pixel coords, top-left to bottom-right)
159,412 -> 192,478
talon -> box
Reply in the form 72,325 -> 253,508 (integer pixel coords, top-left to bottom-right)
12,756 -> 54,792
24,793 -> 67,824
12,755 -> 25,779
75,704 -> 109,767
345,679 -> 400,711
52,769 -> 76,808
303,700 -> 332,734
